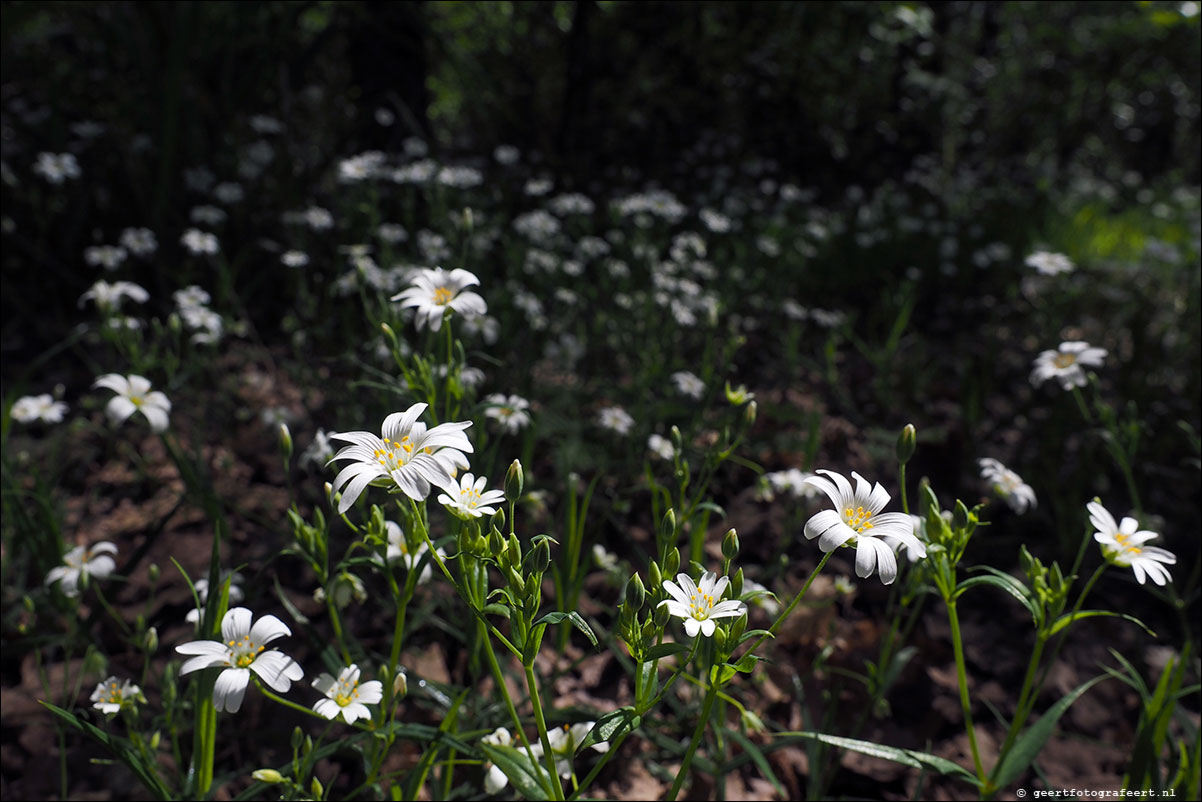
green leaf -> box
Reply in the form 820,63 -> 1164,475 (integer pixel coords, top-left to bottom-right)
1049,610 -> 1156,637
273,575 -> 311,625
645,642 -> 691,661
578,706 -> 639,752
480,742 -> 551,800
955,572 -> 1040,625
726,728 -> 784,797
41,702 -> 171,800
738,628 -> 774,645
482,602 -> 511,618
534,611 -> 598,648
992,674 -> 1108,789
772,730 -> 981,787
733,653 -> 760,673
710,663 -> 738,686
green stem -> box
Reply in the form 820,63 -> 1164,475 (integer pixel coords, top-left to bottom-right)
480,623 -> 550,796
258,683 -> 336,722
946,600 -> 986,781
899,463 -> 909,515
193,682 -> 217,796
665,680 -> 721,801
525,662 -> 566,801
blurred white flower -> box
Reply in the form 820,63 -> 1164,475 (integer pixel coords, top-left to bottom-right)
94,374 -> 171,433
597,406 -> 634,436
484,394 -> 532,434
91,677 -> 141,714
1090,501 -> 1175,586
281,250 -> 309,268
11,393 -> 68,424
1025,251 -> 1075,276
647,433 -> 675,461
671,370 -> 705,400
119,228 -> 158,257
181,229 -> 220,256
978,458 -> 1037,514
84,245 -> 128,271
1030,341 -> 1107,390
46,542 -> 118,597
33,152 -> 81,184
391,267 -> 487,332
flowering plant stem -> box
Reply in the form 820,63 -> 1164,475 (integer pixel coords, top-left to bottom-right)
525,662 -> 567,801
666,679 -> 721,801
741,551 -> 833,659
192,682 -> 217,797
946,599 -> 987,783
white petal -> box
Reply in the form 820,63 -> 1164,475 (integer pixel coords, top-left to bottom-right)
251,651 -> 304,692
684,617 -> 702,637
222,608 -> 253,642
213,668 -> 250,713
249,614 -> 292,645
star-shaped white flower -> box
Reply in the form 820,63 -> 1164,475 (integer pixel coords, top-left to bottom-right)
802,469 -> 926,585
978,458 -> 1037,514
45,542 -> 118,597
175,607 -> 303,713
329,403 -> 473,513
311,664 -> 382,724
1030,341 -> 1107,390
437,472 -> 506,519
91,676 -> 141,714
1089,501 -> 1175,586
93,374 -> 172,433
659,571 -> 746,638
391,267 -> 487,331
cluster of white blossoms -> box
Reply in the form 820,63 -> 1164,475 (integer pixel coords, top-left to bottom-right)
1030,341 -> 1107,390
94,374 -> 172,433
11,393 -> 68,425
1025,250 -> 1076,276
173,284 -> 223,345
33,151 -> 81,184
329,402 -> 474,514
978,458 -> 1037,514
481,723 -> 609,794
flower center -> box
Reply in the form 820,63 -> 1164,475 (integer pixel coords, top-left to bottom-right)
334,677 -> 361,707
1052,353 -> 1078,369
844,506 -> 874,533
375,436 -> 415,470
130,395 -> 144,407
688,592 -> 715,620
226,635 -> 265,668
458,487 -> 483,508
433,286 -> 454,306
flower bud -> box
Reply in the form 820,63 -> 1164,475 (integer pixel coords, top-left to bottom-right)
721,528 -> 740,561
488,528 -> 505,557
648,561 -> 663,591
144,626 -> 158,654
660,509 -> 677,544
147,563 -> 160,584
311,777 -> 324,797
625,573 -> 646,612
505,459 -> 524,503
713,626 -> 728,652
653,602 -> 671,628
291,726 -> 304,750
532,539 -> 552,574
670,425 -> 683,452
507,533 -> 522,565
252,769 -> 285,784
732,567 -> 744,599
953,499 -> 970,531
743,399 -> 757,428
896,423 -> 916,465
393,670 -> 408,698
491,507 -> 506,532
149,730 -> 161,750
663,547 -> 680,579
381,321 -> 399,353
741,709 -> 766,734
278,423 -> 293,463
729,611 -> 747,644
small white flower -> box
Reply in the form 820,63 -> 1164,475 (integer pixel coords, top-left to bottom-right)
181,228 -> 220,255
300,428 -> 338,470
1089,501 -> 1175,586
671,371 -> 705,400
185,573 -> 246,625
11,394 -> 68,424
437,473 -> 506,519
659,571 -> 747,638
593,544 -> 619,572
190,205 -> 226,225
45,542 -> 118,597
802,469 -> 926,585
545,722 -> 610,778
94,373 -> 172,433
328,403 -> 474,513
175,607 -> 303,713
312,664 -> 383,724
391,267 -> 487,332
119,228 -> 158,257
381,521 -> 443,584
281,250 -> 309,268
1025,250 -> 1075,276
91,676 -> 141,714
597,406 -> 634,436
978,458 -> 1037,514
84,245 -> 128,271
1030,341 -> 1107,390
494,145 -> 520,165
80,280 -> 149,313
647,433 -> 675,461
741,578 -> 780,616
377,223 -> 409,244
33,152 -> 81,184
484,393 -> 532,434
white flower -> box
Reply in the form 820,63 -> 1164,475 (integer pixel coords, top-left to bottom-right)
437,472 -> 506,519
328,403 -> 474,513
1030,341 -> 1107,390
494,145 -> 520,165
33,152 -> 81,183
978,458 -> 1037,514
11,394 -> 68,424
484,394 -> 532,434
741,578 -> 780,616
281,250 -> 309,268
659,571 -> 746,637
377,223 -> 409,244
175,607 -> 303,713
91,676 -> 141,714
545,722 -> 610,778
93,374 -> 172,433
213,182 -> 243,203
647,433 -> 675,461
181,228 -> 220,255
185,573 -> 246,625
79,280 -> 149,313
593,544 -> 619,572
480,728 -> 536,794
597,406 -> 634,436
1089,501 -> 1175,586
883,515 -> 930,563
173,285 -> 211,311
119,228 -> 158,257
671,370 -> 705,400
380,521 -> 444,584
190,205 -> 226,225
699,208 -> 732,233
312,664 -> 383,724
300,428 -> 338,469
45,542 -> 118,597
84,245 -> 128,271
1025,251 -> 1075,276
802,470 -> 926,585
391,267 -> 487,332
